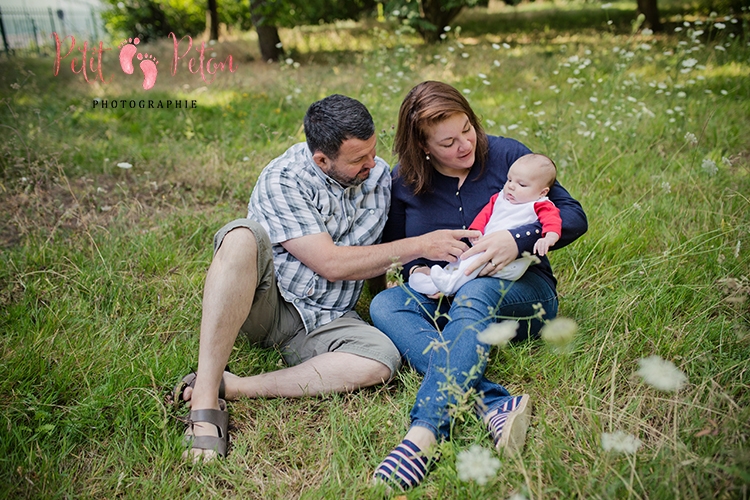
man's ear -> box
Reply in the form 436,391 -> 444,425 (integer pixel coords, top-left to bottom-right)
312,151 -> 328,169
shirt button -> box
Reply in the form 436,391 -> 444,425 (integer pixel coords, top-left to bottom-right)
369,209 -> 375,214
515,233 -> 521,238
347,216 -> 352,221
459,207 -> 463,211
462,225 -> 466,229
526,231 -> 531,236
455,191 -> 459,196
535,229 -> 540,234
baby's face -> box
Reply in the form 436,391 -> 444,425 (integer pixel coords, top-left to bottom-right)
503,160 -> 550,204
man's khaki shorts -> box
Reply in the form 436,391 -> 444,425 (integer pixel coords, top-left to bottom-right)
213,218 -> 400,377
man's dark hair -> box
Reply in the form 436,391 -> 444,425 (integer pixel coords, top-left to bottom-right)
304,94 -> 375,159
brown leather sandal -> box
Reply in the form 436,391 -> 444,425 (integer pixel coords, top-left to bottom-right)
183,398 -> 229,459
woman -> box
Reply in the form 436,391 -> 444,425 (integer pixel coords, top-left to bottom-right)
370,81 -> 587,490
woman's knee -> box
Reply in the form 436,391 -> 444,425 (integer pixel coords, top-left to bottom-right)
370,287 -> 409,324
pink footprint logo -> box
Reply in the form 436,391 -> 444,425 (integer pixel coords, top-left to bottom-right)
137,53 -> 159,90
118,37 -> 140,74
117,37 -> 159,90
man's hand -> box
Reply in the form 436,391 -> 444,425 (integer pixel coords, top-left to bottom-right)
460,230 -> 518,276
417,229 -> 481,263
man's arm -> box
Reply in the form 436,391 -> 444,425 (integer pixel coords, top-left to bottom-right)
281,229 -> 481,282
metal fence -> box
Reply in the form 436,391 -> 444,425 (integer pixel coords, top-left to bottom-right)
0,6 -> 106,57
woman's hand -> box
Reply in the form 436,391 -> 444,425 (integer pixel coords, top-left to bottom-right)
459,230 -> 518,276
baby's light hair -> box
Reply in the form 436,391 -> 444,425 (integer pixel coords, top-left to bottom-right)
518,153 -> 557,188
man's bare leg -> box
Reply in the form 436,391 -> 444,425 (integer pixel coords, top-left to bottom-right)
185,228 -> 258,461
184,352 -> 391,401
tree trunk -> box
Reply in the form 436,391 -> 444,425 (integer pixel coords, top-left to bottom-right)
419,0 -> 465,42
637,0 -> 662,32
207,0 -> 219,40
249,0 -> 282,61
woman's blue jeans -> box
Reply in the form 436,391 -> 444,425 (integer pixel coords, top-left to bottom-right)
369,271 -> 557,440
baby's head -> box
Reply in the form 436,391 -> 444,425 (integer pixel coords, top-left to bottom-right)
503,153 -> 557,204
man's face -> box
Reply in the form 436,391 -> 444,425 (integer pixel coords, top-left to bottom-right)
314,135 -> 377,187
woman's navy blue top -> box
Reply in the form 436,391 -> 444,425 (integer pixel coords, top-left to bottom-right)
382,135 -> 588,290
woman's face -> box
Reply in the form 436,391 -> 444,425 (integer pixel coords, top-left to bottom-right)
423,113 -> 477,177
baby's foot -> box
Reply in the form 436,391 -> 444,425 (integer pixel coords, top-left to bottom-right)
137,53 -> 158,90
118,37 -> 140,74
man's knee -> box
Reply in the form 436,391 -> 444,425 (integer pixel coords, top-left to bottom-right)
215,227 -> 258,263
358,357 -> 395,386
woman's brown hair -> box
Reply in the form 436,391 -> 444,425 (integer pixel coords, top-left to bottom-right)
393,81 -> 489,195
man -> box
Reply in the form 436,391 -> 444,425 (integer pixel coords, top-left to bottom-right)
176,94 -> 478,461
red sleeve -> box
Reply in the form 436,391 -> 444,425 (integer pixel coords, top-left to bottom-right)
469,193 -> 501,233
534,200 -> 562,236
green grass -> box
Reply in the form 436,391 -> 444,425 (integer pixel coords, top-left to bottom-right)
1,0 -> 749,498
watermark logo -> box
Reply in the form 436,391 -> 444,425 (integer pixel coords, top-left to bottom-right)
118,37 -> 158,90
53,32 -> 237,91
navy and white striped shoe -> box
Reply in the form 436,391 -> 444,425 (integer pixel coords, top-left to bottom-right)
485,394 -> 532,455
373,439 -> 433,491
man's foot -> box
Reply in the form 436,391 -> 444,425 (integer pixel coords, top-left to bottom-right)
484,394 -> 532,455
173,369 -> 237,406
183,399 -> 229,462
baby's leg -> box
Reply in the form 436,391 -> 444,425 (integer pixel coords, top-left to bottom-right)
430,253 -> 485,295
492,256 -> 534,281
409,272 -> 440,295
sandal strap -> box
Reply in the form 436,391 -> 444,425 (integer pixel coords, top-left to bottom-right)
184,401 -> 229,458
190,435 -> 227,457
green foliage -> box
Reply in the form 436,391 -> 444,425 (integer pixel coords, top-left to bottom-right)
253,0 -> 377,28
101,0 -> 207,41
1,2 -> 749,497
383,0 -> 484,40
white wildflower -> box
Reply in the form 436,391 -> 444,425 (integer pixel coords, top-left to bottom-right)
682,58 -> 698,68
116,162 -> 133,169
492,43 -> 500,50
715,45 -> 726,52
714,22 -> 725,29
503,43 -> 511,49
702,158 -> 718,175
456,445 -> 501,485
601,2 -> 613,8
462,89 -> 471,94
734,240 -> 741,258
601,431 -> 642,454
684,132 -> 698,145
677,91 -> 687,98
636,355 -> 688,392
642,28 -> 653,36
722,156 -> 732,166
540,317 -> 578,347
661,181 -> 671,193
478,321 -> 518,346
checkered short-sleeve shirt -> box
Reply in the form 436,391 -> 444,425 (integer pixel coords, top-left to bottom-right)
247,142 -> 391,333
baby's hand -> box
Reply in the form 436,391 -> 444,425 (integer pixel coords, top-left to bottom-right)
469,236 -> 480,245
533,232 -> 559,257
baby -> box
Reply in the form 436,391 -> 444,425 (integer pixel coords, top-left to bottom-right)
409,153 -> 562,296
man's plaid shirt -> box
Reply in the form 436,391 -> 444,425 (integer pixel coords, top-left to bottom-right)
247,142 -> 391,334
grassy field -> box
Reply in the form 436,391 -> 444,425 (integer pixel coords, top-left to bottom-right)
1,0 -> 749,498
